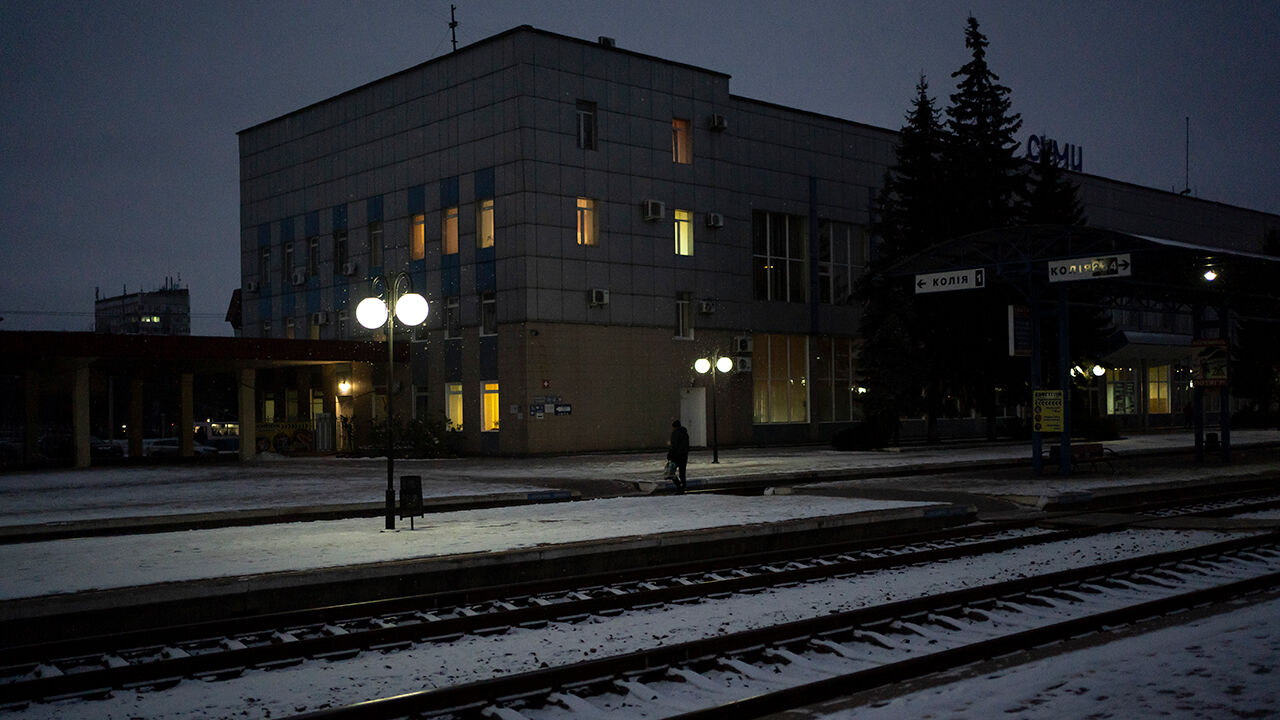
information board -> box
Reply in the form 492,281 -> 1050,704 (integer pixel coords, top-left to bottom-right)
1033,390 -> 1064,433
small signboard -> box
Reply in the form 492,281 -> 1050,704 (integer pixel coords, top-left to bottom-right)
1047,253 -> 1131,282
399,475 -> 424,529
554,404 -> 573,416
1033,390 -> 1064,433
915,267 -> 986,294
1196,348 -> 1229,388
1008,305 -> 1032,357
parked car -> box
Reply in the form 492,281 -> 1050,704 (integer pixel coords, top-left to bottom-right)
144,438 -> 219,457
90,436 -> 124,458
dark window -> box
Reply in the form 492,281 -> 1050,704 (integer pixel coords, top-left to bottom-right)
576,100 -> 597,150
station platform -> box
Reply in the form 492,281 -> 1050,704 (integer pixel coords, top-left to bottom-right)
1,431 -> 1278,631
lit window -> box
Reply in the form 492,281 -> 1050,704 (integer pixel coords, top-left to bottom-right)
477,199 -> 494,249
672,117 -> 691,164
445,296 -> 460,339
285,316 -> 295,339
445,383 -> 463,431
308,236 -> 319,276
410,214 -> 425,260
443,206 -> 458,255
368,222 -> 383,266
674,209 -> 693,256
482,382 -> 500,432
1147,364 -> 1171,414
577,198 -> 598,246
751,333 -> 809,424
675,292 -> 693,339
576,100 -> 597,150
480,292 -> 496,336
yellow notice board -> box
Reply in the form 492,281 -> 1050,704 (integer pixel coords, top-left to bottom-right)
1033,390 -> 1064,433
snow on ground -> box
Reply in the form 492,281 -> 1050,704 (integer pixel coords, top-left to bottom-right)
828,595 -> 1280,719
0,494 -> 934,600
10,528 -> 1251,720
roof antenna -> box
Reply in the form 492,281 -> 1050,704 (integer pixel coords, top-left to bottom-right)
1180,116 -> 1191,196
449,4 -> 458,52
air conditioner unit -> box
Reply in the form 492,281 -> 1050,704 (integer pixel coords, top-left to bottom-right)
341,261 -> 357,276
244,280 -> 258,293
291,269 -> 307,286
311,311 -> 328,326
706,212 -> 724,229
642,199 -> 665,222
734,335 -> 754,354
709,114 -> 728,132
698,300 -> 715,314
589,288 -> 610,306
735,357 -> 753,373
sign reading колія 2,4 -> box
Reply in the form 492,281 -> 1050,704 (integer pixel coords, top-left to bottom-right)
1048,254 -> 1131,283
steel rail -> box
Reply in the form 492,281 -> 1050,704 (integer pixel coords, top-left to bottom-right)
282,531 -> 1280,719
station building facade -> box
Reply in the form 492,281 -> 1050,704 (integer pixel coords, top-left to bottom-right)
238,26 -> 1280,454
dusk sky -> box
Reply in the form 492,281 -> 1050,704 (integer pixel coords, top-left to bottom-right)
2,1 -> 1277,336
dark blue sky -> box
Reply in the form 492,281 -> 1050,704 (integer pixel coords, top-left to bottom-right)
2,0 -> 1277,335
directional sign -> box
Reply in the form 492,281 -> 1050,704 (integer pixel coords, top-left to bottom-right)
915,267 -> 986,294
1048,253 -> 1131,283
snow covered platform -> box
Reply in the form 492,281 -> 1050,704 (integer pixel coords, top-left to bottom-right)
0,431 -> 1277,624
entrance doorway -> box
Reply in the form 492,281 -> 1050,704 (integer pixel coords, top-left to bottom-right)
680,387 -> 707,447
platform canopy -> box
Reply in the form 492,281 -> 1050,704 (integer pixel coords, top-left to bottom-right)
887,224 -> 1280,319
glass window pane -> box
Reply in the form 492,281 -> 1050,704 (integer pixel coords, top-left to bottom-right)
477,199 -> 494,249
446,383 -> 463,430
482,382 -> 500,432
411,214 -> 425,260
443,207 -> 459,254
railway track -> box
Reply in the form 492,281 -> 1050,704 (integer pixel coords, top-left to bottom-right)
289,531 -> 1280,720
2,488 -> 1276,711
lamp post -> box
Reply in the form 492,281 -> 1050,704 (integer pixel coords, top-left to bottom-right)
694,353 -> 733,463
356,272 -> 429,530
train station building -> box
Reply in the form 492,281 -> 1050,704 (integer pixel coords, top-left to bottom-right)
232,25 -> 1279,456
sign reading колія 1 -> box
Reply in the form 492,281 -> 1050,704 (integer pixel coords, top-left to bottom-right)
1033,390 -> 1064,433
1048,254 -> 1131,282
915,268 -> 985,294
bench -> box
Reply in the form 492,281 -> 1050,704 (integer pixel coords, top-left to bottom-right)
1047,442 -> 1116,473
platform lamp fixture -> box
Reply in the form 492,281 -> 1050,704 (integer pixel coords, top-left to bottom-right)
694,353 -> 734,463
356,272 -> 429,530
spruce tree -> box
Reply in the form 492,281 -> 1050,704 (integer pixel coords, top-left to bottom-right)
876,75 -> 950,261
1022,150 -> 1086,226
946,16 -> 1025,235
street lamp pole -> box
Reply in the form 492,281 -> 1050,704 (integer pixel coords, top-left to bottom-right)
356,272 -> 428,530
694,354 -> 733,464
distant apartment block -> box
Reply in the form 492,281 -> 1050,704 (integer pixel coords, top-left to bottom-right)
95,279 -> 190,336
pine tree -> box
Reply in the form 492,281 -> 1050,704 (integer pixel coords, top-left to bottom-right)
946,16 -> 1025,235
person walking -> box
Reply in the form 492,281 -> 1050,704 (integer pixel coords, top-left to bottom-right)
667,419 -> 690,493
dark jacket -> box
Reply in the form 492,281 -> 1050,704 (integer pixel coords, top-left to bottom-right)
668,425 -> 690,462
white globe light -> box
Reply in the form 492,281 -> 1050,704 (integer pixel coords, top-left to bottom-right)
716,356 -> 734,373
355,297 -> 389,329
1091,364 -> 1106,377
694,358 -> 711,374
395,293 -> 429,326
